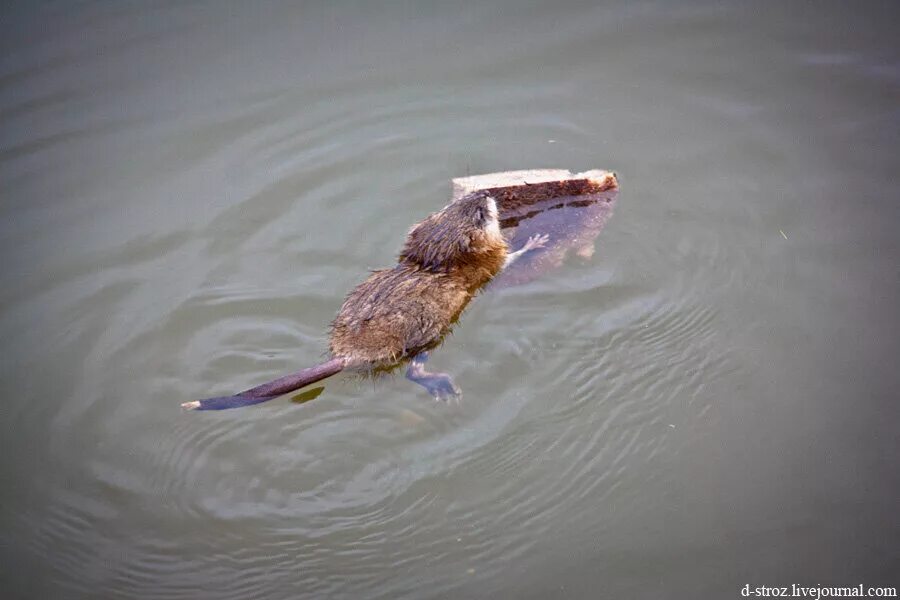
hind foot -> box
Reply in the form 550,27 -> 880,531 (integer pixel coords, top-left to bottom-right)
405,352 -> 461,401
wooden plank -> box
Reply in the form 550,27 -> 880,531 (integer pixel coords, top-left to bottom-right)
452,169 -> 618,212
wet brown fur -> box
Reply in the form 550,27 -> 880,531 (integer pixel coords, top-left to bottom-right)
329,192 -> 507,371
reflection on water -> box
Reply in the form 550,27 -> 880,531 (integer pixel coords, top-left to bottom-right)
497,191 -> 617,288
1,1 -> 898,598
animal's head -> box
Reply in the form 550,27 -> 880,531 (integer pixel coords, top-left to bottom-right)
400,192 -> 506,272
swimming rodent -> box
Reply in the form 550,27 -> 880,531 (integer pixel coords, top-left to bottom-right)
182,191 -> 547,410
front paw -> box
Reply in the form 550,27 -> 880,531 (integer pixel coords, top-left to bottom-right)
523,233 -> 549,252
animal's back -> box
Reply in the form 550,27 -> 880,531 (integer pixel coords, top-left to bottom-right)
329,264 -> 471,369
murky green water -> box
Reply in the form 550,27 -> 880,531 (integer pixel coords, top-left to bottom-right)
1,1 -> 897,598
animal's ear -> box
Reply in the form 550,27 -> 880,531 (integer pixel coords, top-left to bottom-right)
457,231 -> 472,255
474,205 -> 486,227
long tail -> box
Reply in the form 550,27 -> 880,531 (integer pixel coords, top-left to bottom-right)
182,357 -> 346,411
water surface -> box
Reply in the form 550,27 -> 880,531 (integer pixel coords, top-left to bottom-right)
1,1 -> 898,598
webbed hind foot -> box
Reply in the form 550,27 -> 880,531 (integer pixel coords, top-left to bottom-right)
405,352 -> 461,401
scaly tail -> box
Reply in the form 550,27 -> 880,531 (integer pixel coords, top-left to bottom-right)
182,357 -> 346,411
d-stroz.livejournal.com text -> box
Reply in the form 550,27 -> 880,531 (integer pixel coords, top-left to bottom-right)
741,584 -> 897,599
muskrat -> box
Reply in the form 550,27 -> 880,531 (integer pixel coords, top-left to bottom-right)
182,191 -> 547,410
